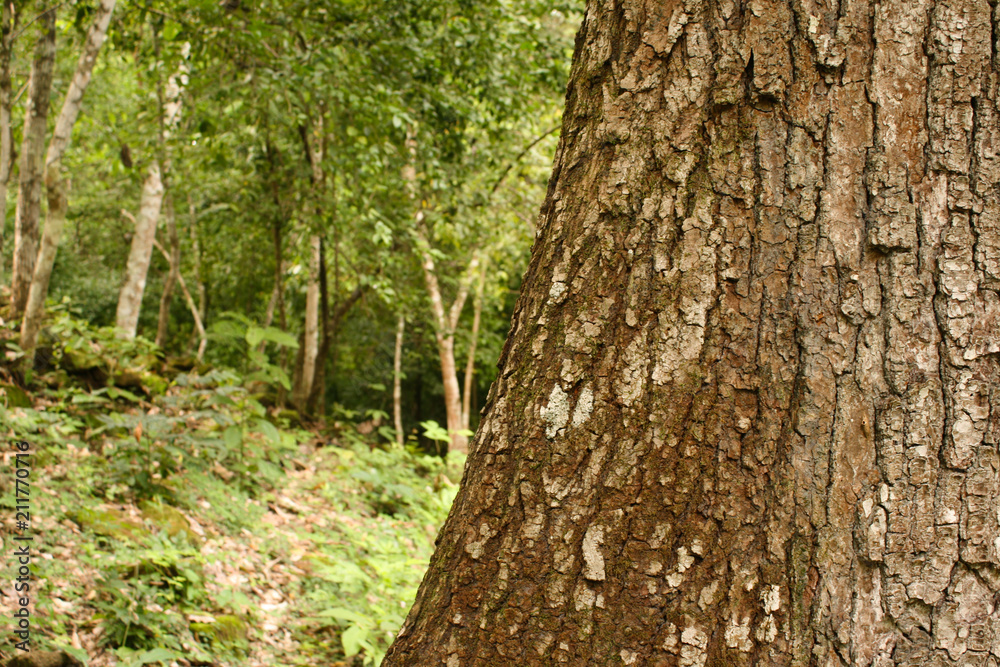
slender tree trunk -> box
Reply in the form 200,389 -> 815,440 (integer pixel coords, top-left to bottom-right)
0,1 -> 18,285
306,237 -> 330,415
154,237 -> 204,361
189,195 -> 206,325
10,8 -> 55,316
416,228 -> 479,454
394,313 -> 405,447
263,150 -> 287,335
115,162 -> 164,339
184,194 -> 207,359
18,167 -> 65,353
154,195 -> 179,347
262,278 -> 279,329
19,0 -> 117,353
404,133 -> 480,453
385,0 -> 1000,664
293,234 -> 321,411
292,117 -> 325,414
461,259 -> 487,432
262,247 -> 280,330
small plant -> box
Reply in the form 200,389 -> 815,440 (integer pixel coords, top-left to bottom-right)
420,419 -> 473,456
207,313 -> 299,392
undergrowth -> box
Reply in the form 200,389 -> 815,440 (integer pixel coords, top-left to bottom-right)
0,306 -> 463,667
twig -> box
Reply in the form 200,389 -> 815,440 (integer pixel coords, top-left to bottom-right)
153,237 -> 207,361
487,125 -> 560,198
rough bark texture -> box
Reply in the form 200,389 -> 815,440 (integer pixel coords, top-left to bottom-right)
384,0 -> 1000,665
10,9 -> 56,316
116,163 -> 164,338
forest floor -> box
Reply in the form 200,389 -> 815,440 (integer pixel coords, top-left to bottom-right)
0,308 -> 461,667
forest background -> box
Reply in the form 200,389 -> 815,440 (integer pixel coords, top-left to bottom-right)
0,0 -> 580,665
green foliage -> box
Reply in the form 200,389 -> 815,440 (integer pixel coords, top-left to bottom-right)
302,443 -> 462,664
208,313 -> 299,391
0,307 -> 463,665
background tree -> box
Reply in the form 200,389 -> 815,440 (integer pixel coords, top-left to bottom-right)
384,0 -> 1000,664
1,0 -> 578,447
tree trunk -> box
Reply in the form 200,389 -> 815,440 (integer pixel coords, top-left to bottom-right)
293,234 -> 321,411
306,237 -> 330,415
416,225 -> 479,454
0,1 -> 18,285
384,1 -> 1000,665
20,0 -> 117,353
189,195 -> 206,324
10,8 -> 55,316
18,168 -> 66,354
153,237 -> 204,361
154,195 -> 179,348
116,162 -> 164,339
461,259 -> 487,432
394,313 -> 405,447
185,194 -> 207,359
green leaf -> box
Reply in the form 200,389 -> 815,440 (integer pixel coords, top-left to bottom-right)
318,607 -> 374,626
254,418 -> 281,444
106,387 -> 143,403
245,325 -> 265,348
341,624 -> 368,656
135,648 -> 180,665
223,426 -> 242,451
209,320 -> 244,339
420,420 -> 450,443
259,326 -> 299,349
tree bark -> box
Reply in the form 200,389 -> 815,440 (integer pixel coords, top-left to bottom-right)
10,7 -> 55,316
20,0 -> 117,353
115,162 -> 164,339
461,259 -> 487,432
385,1 -> 1000,665
154,195 -> 179,348
394,313 -> 405,447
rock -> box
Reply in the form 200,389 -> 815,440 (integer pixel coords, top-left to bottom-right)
0,383 -> 31,408
190,614 -> 248,646
139,501 -> 202,545
112,369 -> 144,389
140,371 -> 168,396
68,507 -> 148,542
3,650 -> 84,667
62,348 -> 102,372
